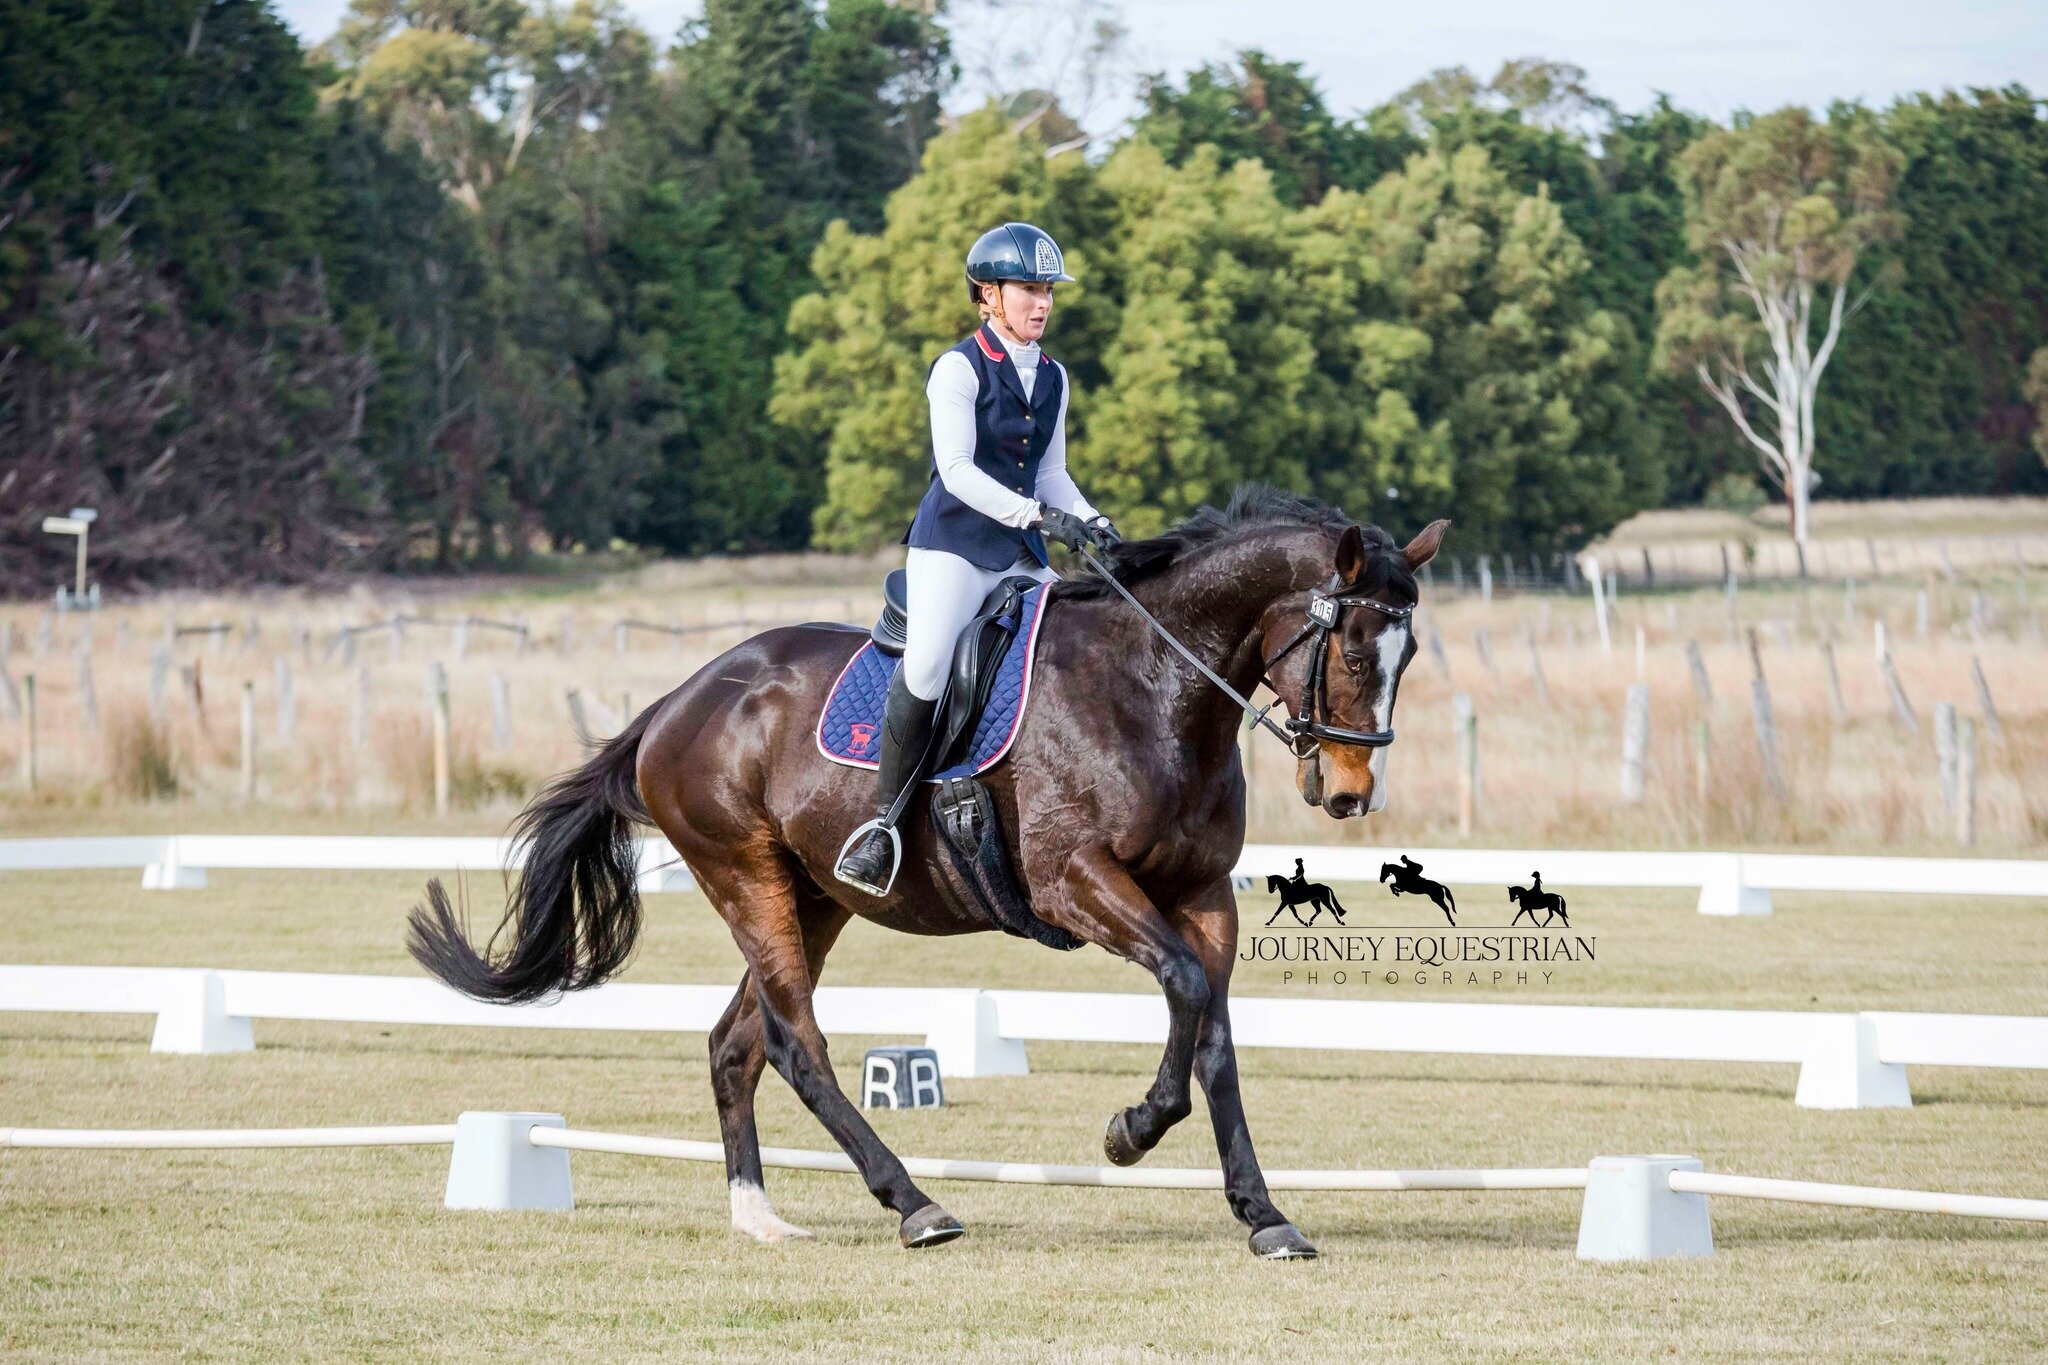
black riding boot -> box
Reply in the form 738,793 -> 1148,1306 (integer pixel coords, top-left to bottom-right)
834,673 -> 939,896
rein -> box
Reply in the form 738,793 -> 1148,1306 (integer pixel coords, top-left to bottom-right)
1075,544 -> 1413,761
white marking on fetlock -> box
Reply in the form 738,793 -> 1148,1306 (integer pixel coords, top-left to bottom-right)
729,1179 -> 812,1244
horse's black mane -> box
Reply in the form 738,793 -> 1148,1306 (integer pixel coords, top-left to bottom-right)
1054,483 -> 1411,601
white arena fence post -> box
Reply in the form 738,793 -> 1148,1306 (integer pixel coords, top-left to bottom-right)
1694,853 -> 1771,917
1575,1155 -> 1714,1262
150,969 -> 254,1055
443,1112 -> 574,1211
1793,1013 -> 1912,1110
921,989 -> 1028,1079
142,835 -> 207,890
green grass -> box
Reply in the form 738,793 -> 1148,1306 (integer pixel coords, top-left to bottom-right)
3,864 -> 2047,1360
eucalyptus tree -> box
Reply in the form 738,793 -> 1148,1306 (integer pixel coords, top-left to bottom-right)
1655,107 -> 1903,543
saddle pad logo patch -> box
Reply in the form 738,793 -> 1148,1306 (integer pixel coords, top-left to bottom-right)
847,722 -> 877,755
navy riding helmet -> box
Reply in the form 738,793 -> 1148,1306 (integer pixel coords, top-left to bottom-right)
965,222 -> 1075,301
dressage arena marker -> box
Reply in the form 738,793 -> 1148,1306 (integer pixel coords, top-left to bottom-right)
7,1116 -> 2047,1262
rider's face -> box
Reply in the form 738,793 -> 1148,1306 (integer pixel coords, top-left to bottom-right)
986,282 -> 1053,342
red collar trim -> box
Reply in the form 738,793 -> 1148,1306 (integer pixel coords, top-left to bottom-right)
973,325 -> 1005,363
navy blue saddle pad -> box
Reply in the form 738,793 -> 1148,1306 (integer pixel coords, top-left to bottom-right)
817,584 -> 1050,781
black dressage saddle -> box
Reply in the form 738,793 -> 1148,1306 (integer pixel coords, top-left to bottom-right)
866,568 -> 1082,952
869,567 -> 1038,773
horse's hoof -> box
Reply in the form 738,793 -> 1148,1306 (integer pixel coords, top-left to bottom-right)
1103,1110 -> 1145,1167
1249,1222 -> 1319,1260
899,1203 -> 965,1249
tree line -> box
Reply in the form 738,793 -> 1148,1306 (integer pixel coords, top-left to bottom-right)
3,2 -> 2046,590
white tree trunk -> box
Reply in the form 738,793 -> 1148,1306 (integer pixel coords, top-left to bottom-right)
1698,253 -> 1855,546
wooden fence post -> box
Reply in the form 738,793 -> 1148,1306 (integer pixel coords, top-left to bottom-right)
239,681 -> 256,802
1751,676 -> 1786,801
1523,623 -> 1550,704
147,645 -> 171,720
1427,621 -> 1451,680
1478,555 -> 1493,603
20,674 -> 35,791
353,665 -> 371,751
1970,657 -> 2004,740
1880,652 -> 1918,732
1453,692 -> 1477,835
1956,717 -> 1977,847
1693,717 -> 1712,811
1620,682 -> 1649,804
1684,639 -> 1714,710
1582,555 -> 1611,653
1933,702 -> 1958,812
1474,627 -> 1495,674
490,672 -> 512,749
274,658 -> 295,744
429,662 -> 451,815
76,646 -> 98,732
1819,639 -> 1846,720
1915,590 -> 1930,640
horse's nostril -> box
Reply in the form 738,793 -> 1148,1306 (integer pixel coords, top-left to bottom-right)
1327,792 -> 1360,818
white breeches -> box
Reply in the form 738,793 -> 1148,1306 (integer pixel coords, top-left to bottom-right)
902,547 -> 1056,701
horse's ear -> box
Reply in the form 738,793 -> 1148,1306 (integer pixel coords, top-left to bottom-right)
1402,518 -> 1450,571
1335,524 -> 1366,582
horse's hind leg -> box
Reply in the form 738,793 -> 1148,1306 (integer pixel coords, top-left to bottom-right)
700,847 -> 958,1248
1173,879 -> 1315,1259
709,892 -> 850,1244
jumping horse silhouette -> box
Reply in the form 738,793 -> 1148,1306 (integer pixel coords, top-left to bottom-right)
1379,860 -> 1458,925
407,487 -> 1446,1260
1509,883 -> 1569,927
1264,873 -> 1348,926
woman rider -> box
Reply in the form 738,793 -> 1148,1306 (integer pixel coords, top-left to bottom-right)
835,222 -> 1117,896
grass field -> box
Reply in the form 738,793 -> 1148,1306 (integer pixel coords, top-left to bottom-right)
4,857 -> 2046,1361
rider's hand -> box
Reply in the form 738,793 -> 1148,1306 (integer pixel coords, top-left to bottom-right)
1036,506 -> 1095,553
1083,514 -> 1121,549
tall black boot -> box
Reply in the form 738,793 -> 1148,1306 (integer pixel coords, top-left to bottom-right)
834,673 -> 939,896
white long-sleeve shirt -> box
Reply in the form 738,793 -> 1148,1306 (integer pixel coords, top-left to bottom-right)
926,329 -> 1098,531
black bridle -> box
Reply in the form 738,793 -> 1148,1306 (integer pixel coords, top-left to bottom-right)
1256,575 -> 1415,756
1075,546 -> 1415,762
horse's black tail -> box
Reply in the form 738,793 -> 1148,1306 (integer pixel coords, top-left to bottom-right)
406,709 -> 653,1004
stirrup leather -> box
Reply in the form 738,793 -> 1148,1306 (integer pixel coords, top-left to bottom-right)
833,817 -> 903,897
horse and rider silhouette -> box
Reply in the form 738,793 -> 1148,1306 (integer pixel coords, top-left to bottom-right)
1265,859 -> 1348,926
1508,871 -> 1569,927
1378,855 -> 1457,925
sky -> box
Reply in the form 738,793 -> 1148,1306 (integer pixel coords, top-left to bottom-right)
274,0 -> 2048,126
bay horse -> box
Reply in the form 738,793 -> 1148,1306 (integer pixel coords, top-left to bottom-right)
407,486 -> 1447,1259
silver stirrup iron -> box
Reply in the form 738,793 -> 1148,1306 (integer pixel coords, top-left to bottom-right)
833,818 -> 903,897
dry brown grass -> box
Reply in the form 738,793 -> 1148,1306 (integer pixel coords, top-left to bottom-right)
0,540 -> 2042,855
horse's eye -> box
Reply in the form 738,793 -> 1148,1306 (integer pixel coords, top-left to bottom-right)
1342,651 -> 1366,675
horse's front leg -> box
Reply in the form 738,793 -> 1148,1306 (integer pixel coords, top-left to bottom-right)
1172,877 -> 1317,1259
1061,846 -> 1212,1168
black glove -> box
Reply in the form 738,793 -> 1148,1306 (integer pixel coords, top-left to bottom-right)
1036,505 -> 1095,553
1083,514 -> 1121,549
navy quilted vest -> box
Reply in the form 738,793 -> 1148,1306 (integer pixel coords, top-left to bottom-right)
904,323 -> 1062,571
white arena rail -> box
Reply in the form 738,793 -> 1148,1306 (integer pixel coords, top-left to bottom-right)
7,1115 -> 2045,1261
3,836 -> 2045,915
7,963 -> 2048,1109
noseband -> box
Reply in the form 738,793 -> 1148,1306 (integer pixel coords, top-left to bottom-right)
1257,575 -> 1415,757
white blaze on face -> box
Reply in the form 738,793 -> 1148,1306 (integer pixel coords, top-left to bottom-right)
1367,622 -> 1407,814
